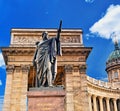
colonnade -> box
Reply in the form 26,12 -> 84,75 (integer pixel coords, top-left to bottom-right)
88,94 -> 120,111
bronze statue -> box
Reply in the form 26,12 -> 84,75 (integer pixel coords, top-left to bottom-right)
33,21 -> 62,87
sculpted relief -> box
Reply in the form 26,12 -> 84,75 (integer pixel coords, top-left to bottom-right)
11,32 -> 82,47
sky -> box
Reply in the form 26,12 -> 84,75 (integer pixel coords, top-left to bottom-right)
0,0 -> 120,109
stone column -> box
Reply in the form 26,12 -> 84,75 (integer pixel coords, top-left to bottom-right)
93,95 -> 97,111
106,98 -> 110,111
88,93 -> 92,111
3,65 -> 14,111
113,98 -> 117,111
21,65 -> 30,111
64,65 -> 74,111
99,97 -> 103,111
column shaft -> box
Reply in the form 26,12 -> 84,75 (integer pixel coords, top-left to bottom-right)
113,99 -> 117,111
106,98 -> 110,111
88,94 -> 92,111
93,95 -> 97,111
99,97 -> 103,111
65,65 -> 74,111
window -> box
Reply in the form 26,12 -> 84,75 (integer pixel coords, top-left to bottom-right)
114,71 -> 118,78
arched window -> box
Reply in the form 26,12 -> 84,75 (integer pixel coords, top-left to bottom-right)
114,71 -> 118,78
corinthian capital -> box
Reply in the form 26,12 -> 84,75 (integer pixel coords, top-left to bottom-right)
6,65 -> 14,74
64,64 -> 73,74
21,65 -> 30,74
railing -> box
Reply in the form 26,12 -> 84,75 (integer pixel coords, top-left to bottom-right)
87,76 -> 120,89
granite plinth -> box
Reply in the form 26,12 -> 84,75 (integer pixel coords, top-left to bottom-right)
27,87 -> 65,111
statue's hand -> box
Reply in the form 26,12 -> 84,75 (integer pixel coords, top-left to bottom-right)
58,29 -> 61,33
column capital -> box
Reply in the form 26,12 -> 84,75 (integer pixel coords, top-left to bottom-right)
73,65 -> 79,72
106,97 -> 110,101
79,64 -> 87,74
21,64 -> 30,74
64,64 -> 73,74
88,93 -> 92,96
92,95 -> 97,98
113,98 -> 117,101
6,65 -> 14,74
98,96 -> 103,99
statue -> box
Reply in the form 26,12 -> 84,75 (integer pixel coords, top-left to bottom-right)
33,21 -> 62,87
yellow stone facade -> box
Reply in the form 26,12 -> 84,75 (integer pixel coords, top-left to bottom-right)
2,29 -> 120,111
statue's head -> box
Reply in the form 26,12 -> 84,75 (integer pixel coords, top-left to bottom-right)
42,31 -> 48,40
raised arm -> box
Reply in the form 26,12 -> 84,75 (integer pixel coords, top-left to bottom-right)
56,20 -> 62,41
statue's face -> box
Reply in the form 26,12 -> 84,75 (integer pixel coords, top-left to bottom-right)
42,31 -> 48,40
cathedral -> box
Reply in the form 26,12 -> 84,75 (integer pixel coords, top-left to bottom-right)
2,28 -> 120,111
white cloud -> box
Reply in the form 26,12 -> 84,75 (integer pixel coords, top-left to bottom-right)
85,0 -> 94,3
0,53 -> 5,68
0,80 -> 2,86
90,4 -> 120,42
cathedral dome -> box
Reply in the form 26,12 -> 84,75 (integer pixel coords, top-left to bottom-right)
107,41 -> 120,62
106,41 -> 120,83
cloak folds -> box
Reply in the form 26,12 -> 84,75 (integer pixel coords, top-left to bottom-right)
34,37 -> 62,87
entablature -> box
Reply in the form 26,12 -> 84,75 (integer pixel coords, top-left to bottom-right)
2,46 -> 92,65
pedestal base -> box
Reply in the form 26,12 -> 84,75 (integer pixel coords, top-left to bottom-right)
27,87 -> 65,111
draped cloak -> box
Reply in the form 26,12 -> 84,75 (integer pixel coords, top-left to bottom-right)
34,37 -> 61,87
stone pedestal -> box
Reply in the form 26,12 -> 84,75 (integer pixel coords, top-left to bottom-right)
27,87 -> 65,111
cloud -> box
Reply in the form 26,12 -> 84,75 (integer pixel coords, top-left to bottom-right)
0,80 -> 2,86
0,53 -> 5,69
85,0 -> 94,3
90,4 -> 120,42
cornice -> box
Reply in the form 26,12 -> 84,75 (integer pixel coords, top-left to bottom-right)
62,47 -> 92,58
1,47 -> 35,55
1,46 -> 92,55
106,62 -> 120,72
11,28 -> 83,33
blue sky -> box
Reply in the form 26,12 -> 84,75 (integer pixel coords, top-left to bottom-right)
0,0 -> 120,109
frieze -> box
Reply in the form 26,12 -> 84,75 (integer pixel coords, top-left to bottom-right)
11,35 -> 82,46
61,35 -> 80,43
8,56 -> 15,62
12,35 -> 41,45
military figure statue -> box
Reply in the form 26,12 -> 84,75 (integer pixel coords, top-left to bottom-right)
33,21 -> 62,87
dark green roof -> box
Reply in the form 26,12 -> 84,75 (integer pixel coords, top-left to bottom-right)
107,42 -> 120,62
